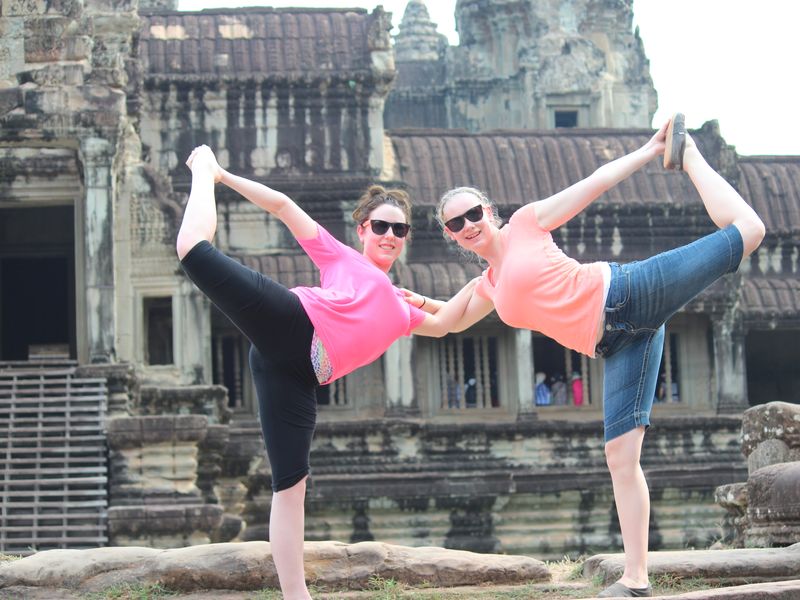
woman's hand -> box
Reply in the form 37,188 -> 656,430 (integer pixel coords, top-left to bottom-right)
186,145 -> 223,183
400,288 -> 427,309
641,118 -> 670,159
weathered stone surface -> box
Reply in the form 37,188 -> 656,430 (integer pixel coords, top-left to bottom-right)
107,415 -> 209,448
0,86 -> 21,115
138,385 -> 231,424
0,541 -> 550,593
717,402 -> 800,548
746,462 -> 800,547
742,402 -> 800,470
583,543 -> 800,585
715,482 -> 749,545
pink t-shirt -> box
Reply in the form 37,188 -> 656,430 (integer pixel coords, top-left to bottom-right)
475,205 -> 606,357
292,225 -> 426,382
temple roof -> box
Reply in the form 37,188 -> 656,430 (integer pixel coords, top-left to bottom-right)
738,156 -> 800,235
389,129 -> 800,238
139,8 -> 380,80
389,128 -> 701,208
742,276 -> 800,324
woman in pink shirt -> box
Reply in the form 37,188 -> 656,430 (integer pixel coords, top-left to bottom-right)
407,116 -> 765,598
176,145 -> 474,600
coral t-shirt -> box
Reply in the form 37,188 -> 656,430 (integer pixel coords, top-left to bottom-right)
292,225 -> 426,381
475,205 -> 606,357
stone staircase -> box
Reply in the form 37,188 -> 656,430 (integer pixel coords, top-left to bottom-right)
0,360 -> 108,555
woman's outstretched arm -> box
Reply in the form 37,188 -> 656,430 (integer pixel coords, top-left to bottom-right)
408,279 -> 495,337
217,160 -> 318,240
529,119 -> 669,231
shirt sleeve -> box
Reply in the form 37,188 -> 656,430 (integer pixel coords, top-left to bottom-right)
474,271 -> 493,300
510,202 -> 548,232
407,304 -> 426,333
296,224 -> 353,271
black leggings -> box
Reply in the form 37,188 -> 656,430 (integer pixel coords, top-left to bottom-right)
180,241 -> 317,492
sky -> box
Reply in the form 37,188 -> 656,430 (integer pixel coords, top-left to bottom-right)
176,0 -> 800,156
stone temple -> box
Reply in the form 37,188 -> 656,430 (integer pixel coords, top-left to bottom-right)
0,0 -> 798,557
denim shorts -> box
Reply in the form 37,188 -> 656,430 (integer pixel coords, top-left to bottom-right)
595,225 -> 744,442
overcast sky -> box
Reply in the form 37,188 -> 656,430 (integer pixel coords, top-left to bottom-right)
176,0 -> 799,156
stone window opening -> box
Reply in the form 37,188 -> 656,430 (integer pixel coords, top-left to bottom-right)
438,334 -> 500,411
317,377 -> 349,408
143,296 -> 173,366
213,332 -> 247,410
655,331 -> 681,404
554,109 -> 579,128
531,335 -> 591,408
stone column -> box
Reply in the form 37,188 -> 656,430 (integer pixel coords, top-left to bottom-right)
81,137 -> 117,363
177,277 -> 213,384
366,6 -> 394,175
515,329 -> 535,420
712,310 -> 748,413
384,336 -> 418,416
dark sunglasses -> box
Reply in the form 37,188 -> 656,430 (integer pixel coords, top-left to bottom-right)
364,219 -> 411,238
444,204 -> 484,232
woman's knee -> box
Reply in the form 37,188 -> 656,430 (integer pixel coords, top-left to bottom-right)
176,229 -> 207,260
274,475 -> 308,500
604,428 -> 645,473
734,216 -> 765,258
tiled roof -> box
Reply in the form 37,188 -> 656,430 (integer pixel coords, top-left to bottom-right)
140,9 -> 374,79
742,276 -> 800,322
738,157 -> 800,235
233,253 -> 319,289
393,260 -> 484,299
390,128 -> 701,207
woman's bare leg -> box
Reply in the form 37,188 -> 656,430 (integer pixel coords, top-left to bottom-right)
682,136 -> 765,257
176,145 -> 222,260
605,427 -> 650,590
270,476 -> 312,599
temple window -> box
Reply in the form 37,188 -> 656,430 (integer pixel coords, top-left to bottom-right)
554,109 -> 579,128
317,377 -> 349,408
531,335 -> 592,407
143,296 -> 173,366
437,334 -> 501,410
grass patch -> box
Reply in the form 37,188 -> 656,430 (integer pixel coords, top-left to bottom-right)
368,575 -> 405,599
0,554 -> 22,563
545,555 -> 586,582
249,589 -> 282,600
82,582 -> 176,600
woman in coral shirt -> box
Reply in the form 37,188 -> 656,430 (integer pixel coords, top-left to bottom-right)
406,116 -> 765,598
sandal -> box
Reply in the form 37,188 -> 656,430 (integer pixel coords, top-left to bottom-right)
663,112 -> 686,170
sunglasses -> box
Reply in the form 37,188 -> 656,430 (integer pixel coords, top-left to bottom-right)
364,219 -> 411,238
444,205 -> 484,232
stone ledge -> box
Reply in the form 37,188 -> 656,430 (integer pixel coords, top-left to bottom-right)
584,543 -> 800,585
0,541 -> 550,593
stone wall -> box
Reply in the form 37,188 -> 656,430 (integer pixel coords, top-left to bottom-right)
223,415 -> 744,559
105,386 -> 237,547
